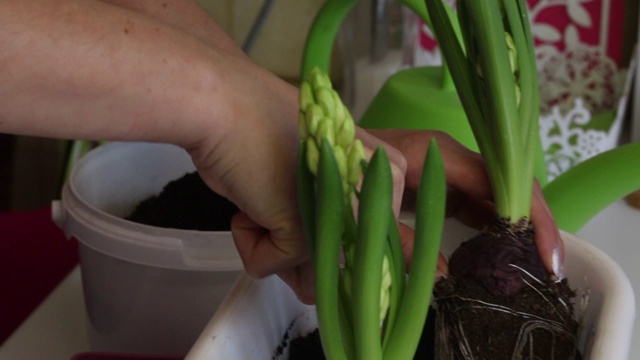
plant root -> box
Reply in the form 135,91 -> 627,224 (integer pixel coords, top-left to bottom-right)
434,270 -> 582,360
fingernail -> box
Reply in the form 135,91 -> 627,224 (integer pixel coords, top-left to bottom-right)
552,246 -> 564,280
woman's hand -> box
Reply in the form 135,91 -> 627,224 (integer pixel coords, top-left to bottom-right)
370,129 -> 564,280
191,102 -> 409,304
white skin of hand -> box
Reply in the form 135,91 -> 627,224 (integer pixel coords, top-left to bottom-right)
202,111 -> 409,304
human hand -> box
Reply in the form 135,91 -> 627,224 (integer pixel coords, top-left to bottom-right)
189,84 -> 409,304
369,129 -> 564,280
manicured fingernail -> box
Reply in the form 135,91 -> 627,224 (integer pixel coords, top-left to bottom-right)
552,246 -> 564,280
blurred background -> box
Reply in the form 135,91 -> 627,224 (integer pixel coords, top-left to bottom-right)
0,0 -> 638,211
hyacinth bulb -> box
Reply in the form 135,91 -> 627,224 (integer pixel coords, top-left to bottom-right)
447,219 -> 548,296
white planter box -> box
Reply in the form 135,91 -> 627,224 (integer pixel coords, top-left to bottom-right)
186,224 -> 635,359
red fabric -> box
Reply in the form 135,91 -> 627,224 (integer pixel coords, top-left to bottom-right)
0,206 -> 79,345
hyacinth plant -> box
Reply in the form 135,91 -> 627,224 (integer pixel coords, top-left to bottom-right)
425,0 -> 579,358
297,67 -> 446,360
425,0 -> 546,295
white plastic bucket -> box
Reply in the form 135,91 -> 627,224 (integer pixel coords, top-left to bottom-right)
52,141 -> 243,356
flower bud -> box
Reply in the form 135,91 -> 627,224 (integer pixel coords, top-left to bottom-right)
379,256 -> 392,324
315,118 -> 335,147
299,81 -> 315,111
333,146 -> 348,181
315,87 -> 336,119
304,104 -> 324,135
332,90 -> 346,130
306,138 -> 320,175
308,67 -> 332,90
505,32 -> 518,75
337,113 -> 356,148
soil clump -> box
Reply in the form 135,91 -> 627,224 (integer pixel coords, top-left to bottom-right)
126,171 -> 238,231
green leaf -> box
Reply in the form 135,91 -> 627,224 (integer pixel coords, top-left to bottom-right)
352,147 -> 393,360
297,141 -> 316,258
301,0 -> 359,79
381,216 -> 405,349
427,0 -> 540,221
314,139 -> 350,360
384,139 -> 446,359
544,142 -> 640,233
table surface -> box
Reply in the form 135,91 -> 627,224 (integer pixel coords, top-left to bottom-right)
0,266 -> 89,360
1,199 -> 638,360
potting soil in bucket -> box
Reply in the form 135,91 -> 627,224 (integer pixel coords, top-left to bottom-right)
52,142 -> 244,356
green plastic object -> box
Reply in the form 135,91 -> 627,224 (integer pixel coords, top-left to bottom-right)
543,141 -> 640,233
358,66 -> 478,151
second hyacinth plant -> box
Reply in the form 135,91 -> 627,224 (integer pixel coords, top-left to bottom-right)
426,0 -> 581,358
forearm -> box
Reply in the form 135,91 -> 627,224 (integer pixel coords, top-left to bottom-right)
0,0 -> 242,147
99,0 -> 244,57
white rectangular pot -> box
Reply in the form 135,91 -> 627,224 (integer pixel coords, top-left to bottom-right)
186,221 -> 635,359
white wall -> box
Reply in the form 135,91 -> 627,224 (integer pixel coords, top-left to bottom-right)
197,0 -> 326,81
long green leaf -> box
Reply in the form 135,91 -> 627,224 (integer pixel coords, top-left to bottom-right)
428,0 -> 540,221
544,142 -> 640,233
352,147 -> 392,360
400,0 -> 462,90
468,1 -> 525,219
301,0 -> 359,79
339,201 -> 357,359
315,139 -> 349,360
381,216 -> 405,349
425,0 -> 483,135
426,0 -> 507,216
384,139 -> 446,359
504,0 -> 541,211
426,0 -> 498,171
297,141 -> 316,258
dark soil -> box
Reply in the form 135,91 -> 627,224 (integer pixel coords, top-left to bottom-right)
435,220 -> 582,360
285,281 -> 580,360
434,277 -> 581,360
284,308 -> 437,359
126,172 -> 239,231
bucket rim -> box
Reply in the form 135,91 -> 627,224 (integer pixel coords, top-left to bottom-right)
68,142 -> 233,237
57,141 -> 243,271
